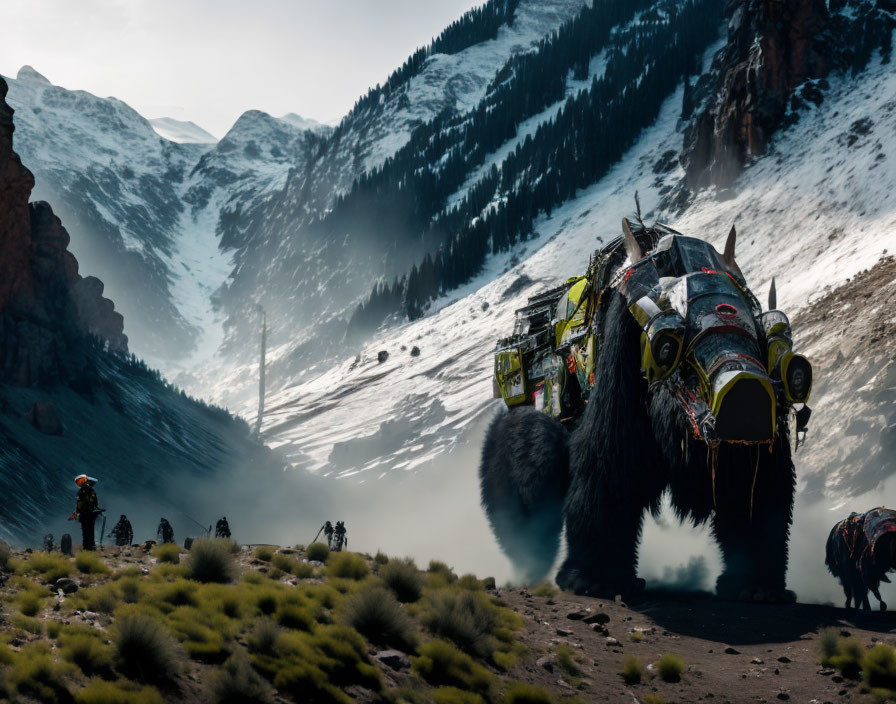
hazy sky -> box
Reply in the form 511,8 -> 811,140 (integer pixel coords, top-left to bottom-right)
0,0 -> 481,137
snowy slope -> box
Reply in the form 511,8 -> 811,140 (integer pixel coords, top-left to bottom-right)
149,116 -> 218,144
259,45 -> 896,479
240,42 -> 896,601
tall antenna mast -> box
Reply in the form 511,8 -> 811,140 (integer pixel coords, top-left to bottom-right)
254,308 -> 266,436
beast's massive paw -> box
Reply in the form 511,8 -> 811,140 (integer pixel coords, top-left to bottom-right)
556,566 -> 644,600
717,573 -> 795,604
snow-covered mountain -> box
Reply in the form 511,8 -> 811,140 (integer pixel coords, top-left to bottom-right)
240,0 -> 896,592
3,66 -> 328,369
149,116 -> 217,144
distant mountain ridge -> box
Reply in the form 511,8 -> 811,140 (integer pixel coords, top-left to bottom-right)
4,66 -> 329,367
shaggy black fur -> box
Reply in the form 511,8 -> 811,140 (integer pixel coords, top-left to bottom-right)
481,290 -> 797,601
826,514 -> 896,610
479,407 -> 569,583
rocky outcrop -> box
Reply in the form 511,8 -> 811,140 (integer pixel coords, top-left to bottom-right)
0,75 -> 127,385
683,0 -> 831,190
681,0 -> 896,193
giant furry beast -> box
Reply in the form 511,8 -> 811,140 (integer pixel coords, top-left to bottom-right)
481,222 -> 811,601
826,508 -> 896,610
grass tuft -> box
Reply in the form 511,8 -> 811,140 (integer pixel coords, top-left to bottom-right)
555,644 -> 582,677
863,644 -> 896,692
621,656 -> 644,684
253,546 -> 274,562
380,557 -> 424,603
375,550 -> 389,565
186,539 -> 237,584
113,609 -> 182,684
343,585 -> 417,651
306,542 -> 330,562
247,619 -> 280,655
412,639 -> 493,698
207,652 -> 275,704
656,653 -> 684,682
505,682 -> 556,703
532,583 -> 556,598
59,630 -> 112,675
829,637 -> 865,679
75,678 -> 164,704
152,543 -> 181,564
422,589 -> 496,658
327,552 -> 369,580
75,551 -> 110,575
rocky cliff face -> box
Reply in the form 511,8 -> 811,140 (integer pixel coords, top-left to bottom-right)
0,75 -> 126,386
682,0 -> 831,190
681,0 -> 895,193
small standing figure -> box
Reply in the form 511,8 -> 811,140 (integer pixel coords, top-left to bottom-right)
333,521 -> 347,552
157,518 -> 175,544
60,534 -> 73,556
70,475 -> 101,551
215,517 -> 231,539
43,534 -> 55,552
110,515 -> 134,546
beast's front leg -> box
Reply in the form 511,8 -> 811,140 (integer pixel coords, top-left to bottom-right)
713,438 -> 796,603
558,471 -> 651,599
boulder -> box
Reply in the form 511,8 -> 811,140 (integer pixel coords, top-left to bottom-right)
54,577 -> 79,594
374,649 -> 410,671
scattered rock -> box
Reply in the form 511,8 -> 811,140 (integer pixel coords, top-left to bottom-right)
840,630 -> 851,638
725,647 -> 740,655
751,658 -> 765,665
605,637 -> 620,646
583,612 -> 610,625
377,350 -> 389,364
374,649 -> 410,671
777,656 -> 791,664
566,610 -> 587,620
631,626 -> 654,635
410,346 -> 420,357
777,693 -> 790,701
556,628 -> 573,637
536,654 -> 556,672
481,301 -> 490,311
54,577 -> 79,594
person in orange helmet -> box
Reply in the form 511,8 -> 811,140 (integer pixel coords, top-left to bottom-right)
69,475 -> 101,550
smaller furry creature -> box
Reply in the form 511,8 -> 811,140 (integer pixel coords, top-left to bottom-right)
826,507 -> 896,610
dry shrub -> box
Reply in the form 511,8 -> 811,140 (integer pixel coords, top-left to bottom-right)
306,542 -> 330,562
75,551 -> 110,575
380,557 -> 424,602
504,682 -> 556,704
75,678 -> 164,704
422,589 -> 496,658
621,656 -> 643,684
343,585 -> 417,651
253,546 -> 274,562
113,610 -> 182,684
186,539 -> 236,584
206,651 -> 275,704
656,653 -> 684,682
327,552 -> 369,580
152,543 -> 181,564
412,640 -> 492,698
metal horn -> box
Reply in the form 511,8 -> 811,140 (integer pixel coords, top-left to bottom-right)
722,225 -> 743,277
768,277 -> 777,310
622,218 -> 642,264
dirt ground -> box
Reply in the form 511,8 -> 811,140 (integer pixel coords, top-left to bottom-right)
499,587 -> 896,703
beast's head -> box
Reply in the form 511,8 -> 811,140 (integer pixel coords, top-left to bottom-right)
616,219 -> 811,445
